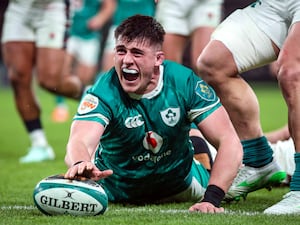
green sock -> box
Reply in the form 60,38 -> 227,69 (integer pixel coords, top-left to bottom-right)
242,136 -> 273,167
290,153 -> 300,191
55,95 -> 65,106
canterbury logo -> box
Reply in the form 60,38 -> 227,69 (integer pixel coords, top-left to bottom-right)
125,115 -> 144,128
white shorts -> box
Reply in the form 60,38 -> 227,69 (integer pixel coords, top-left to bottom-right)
211,0 -> 300,73
158,177 -> 206,203
1,1 -> 66,49
67,36 -> 100,66
157,159 -> 208,203
155,0 -> 223,36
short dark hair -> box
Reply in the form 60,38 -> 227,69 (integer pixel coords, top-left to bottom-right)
114,14 -> 165,47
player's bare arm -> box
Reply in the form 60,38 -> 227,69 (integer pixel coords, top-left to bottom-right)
190,106 -> 242,212
64,120 -> 113,180
198,106 -> 242,192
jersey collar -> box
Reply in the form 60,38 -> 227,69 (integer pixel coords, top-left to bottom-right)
128,65 -> 164,100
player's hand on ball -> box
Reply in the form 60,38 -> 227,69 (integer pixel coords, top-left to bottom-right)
189,202 -> 224,213
65,161 -> 113,181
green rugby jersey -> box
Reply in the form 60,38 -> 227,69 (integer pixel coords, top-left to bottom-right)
112,0 -> 156,26
74,60 -> 221,203
69,0 -> 103,39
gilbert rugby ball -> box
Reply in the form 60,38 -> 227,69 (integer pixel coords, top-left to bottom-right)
33,174 -> 108,216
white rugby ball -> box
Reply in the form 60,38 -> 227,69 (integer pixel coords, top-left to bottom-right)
33,174 -> 108,216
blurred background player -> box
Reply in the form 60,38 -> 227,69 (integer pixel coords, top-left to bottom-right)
100,0 -> 156,74
51,0 -> 116,123
1,0 -> 84,163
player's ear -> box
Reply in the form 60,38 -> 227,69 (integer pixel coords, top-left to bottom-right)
155,51 -> 165,66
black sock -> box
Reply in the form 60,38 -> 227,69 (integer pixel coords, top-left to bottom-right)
24,118 -> 42,132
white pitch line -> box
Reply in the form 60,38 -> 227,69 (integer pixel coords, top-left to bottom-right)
0,205 -> 36,210
113,208 -> 261,215
0,205 -> 261,216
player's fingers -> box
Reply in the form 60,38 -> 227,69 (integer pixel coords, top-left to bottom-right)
77,162 -> 91,174
64,167 -> 78,179
64,161 -> 91,179
189,203 -> 224,213
189,204 -> 199,212
65,162 -> 113,181
76,163 -> 87,175
215,207 -> 224,213
93,169 -> 113,180
207,206 -> 221,213
87,164 -> 95,171
101,169 -> 113,177
64,171 -> 71,179
189,203 -> 208,213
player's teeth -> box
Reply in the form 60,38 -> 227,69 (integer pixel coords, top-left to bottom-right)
122,68 -> 138,74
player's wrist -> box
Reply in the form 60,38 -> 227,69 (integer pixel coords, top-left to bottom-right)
72,160 -> 84,166
201,184 -> 225,207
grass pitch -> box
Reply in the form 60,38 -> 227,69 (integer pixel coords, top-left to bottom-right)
0,82 -> 298,225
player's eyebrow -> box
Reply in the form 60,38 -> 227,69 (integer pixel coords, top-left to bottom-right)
115,45 -> 145,54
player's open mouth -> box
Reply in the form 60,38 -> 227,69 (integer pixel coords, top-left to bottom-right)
122,68 -> 139,81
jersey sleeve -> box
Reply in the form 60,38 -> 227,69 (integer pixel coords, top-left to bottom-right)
73,92 -> 112,127
186,74 -> 221,125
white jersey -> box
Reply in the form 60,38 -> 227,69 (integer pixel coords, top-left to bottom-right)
1,0 -> 67,48
243,0 -> 300,49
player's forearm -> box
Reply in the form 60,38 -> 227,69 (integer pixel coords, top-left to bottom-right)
209,143 -> 242,192
65,121 -> 104,168
200,148 -> 241,207
65,141 -> 93,168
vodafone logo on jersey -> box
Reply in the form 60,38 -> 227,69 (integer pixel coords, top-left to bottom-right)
78,94 -> 98,114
